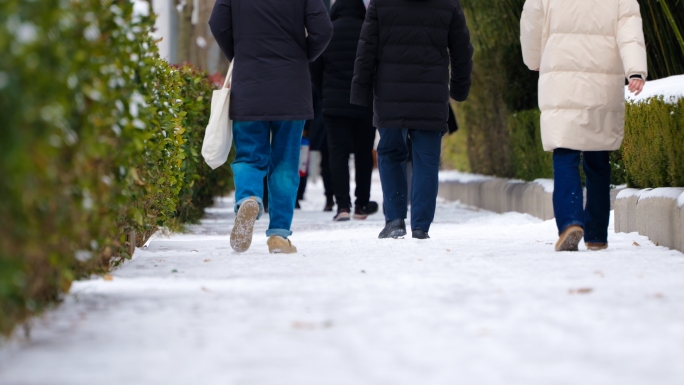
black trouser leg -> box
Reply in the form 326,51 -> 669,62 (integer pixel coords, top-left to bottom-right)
325,115 -> 354,209
352,116 -> 376,207
320,136 -> 334,202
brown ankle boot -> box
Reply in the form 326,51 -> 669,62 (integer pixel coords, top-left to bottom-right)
555,225 -> 584,252
230,197 -> 260,252
267,235 -> 297,254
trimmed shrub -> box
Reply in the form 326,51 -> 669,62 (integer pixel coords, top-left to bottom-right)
508,109 -> 552,181
623,98 -> 684,188
0,0 -> 233,336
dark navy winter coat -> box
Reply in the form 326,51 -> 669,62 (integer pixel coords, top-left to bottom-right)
209,0 -> 333,122
312,0 -> 373,118
350,0 -> 473,131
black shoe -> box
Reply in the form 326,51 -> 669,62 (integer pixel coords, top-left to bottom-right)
333,208 -> 351,222
412,229 -> 430,239
324,197 -> 335,212
354,201 -> 379,220
295,200 -> 301,209
378,219 -> 407,239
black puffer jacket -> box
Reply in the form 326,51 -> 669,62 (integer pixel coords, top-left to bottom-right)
312,0 -> 373,118
350,0 -> 473,131
209,0 -> 333,121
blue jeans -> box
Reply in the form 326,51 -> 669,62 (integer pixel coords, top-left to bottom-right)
553,148 -> 611,243
232,120 -> 305,238
377,128 -> 442,232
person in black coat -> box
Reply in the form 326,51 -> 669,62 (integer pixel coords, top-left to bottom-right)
312,0 -> 378,222
350,0 -> 473,239
209,0 -> 333,253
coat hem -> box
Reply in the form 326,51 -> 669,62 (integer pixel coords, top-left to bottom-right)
231,114 -> 313,122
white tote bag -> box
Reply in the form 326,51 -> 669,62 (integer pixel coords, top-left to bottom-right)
202,62 -> 234,169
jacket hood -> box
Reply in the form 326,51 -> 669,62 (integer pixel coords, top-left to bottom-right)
330,0 -> 366,22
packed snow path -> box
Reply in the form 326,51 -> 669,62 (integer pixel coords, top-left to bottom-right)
1,175 -> 684,385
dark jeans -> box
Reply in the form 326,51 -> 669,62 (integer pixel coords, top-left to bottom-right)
320,137 -> 334,201
377,128 -> 442,232
553,148 -> 611,243
324,115 -> 376,209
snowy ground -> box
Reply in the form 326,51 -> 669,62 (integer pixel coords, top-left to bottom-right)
1,173 -> 684,385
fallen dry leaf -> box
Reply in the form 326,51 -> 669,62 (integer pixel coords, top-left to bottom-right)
103,275 -> 113,281
633,242 -> 640,247
569,287 -> 593,295
654,293 -> 664,299
192,250 -> 199,253
594,271 -> 604,278
201,287 -> 211,293
204,259 -> 211,262
446,249 -> 451,252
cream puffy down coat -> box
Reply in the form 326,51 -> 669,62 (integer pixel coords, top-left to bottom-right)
520,0 -> 647,152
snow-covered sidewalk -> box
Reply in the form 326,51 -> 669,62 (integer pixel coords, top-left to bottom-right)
1,174 -> 683,385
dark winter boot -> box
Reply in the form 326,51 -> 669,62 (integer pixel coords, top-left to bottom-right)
412,229 -> 430,239
353,201 -> 379,220
324,196 -> 335,212
378,219 -> 407,239
333,208 -> 351,222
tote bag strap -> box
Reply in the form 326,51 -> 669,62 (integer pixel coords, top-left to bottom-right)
223,61 -> 234,89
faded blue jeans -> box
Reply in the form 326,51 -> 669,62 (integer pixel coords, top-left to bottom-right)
232,120 -> 305,238
553,148 -> 611,243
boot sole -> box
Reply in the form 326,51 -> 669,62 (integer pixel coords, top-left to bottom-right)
230,200 -> 260,252
353,214 -> 368,220
555,226 -> 584,252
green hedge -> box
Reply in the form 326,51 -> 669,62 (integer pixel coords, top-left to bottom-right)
0,0 -> 233,336
623,98 -> 684,188
508,109 -> 553,181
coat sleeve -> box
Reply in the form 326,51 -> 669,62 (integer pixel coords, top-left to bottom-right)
448,1 -> 473,102
616,0 -> 648,80
208,0 -> 234,61
305,0 -> 334,62
350,0 -> 379,107
520,0 -> 544,71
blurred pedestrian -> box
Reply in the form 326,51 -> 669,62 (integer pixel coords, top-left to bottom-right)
209,0 -> 333,253
313,0 -> 378,222
520,0 -> 646,251
351,0 -> 473,239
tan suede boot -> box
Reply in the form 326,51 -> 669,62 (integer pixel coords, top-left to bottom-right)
267,235 -> 297,254
555,225 -> 584,252
586,242 -> 608,251
230,197 -> 260,252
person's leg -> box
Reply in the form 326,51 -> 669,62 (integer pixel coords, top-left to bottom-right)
553,148 -> 584,232
408,130 -> 442,233
325,115 -> 354,210
232,121 -> 270,216
582,151 -> 611,245
267,120 -> 305,238
320,135 -> 335,210
352,116 -> 376,208
377,128 -> 410,222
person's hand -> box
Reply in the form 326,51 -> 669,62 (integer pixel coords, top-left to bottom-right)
628,78 -> 645,95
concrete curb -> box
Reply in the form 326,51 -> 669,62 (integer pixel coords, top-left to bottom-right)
438,178 -> 555,221
439,177 -> 684,253
615,188 -> 684,252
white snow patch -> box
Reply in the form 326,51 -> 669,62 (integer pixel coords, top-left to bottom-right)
679,193 -> 684,208
534,178 -> 554,193
626,74 -> 684,103
616,188 -> 649,200
638,187 -> 684,202
438,170 -> 493,183
131,0 -> 150,18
